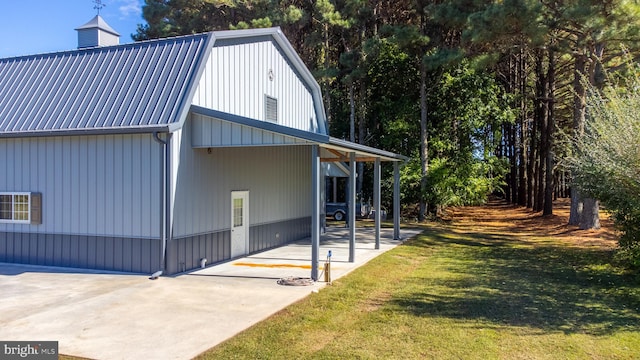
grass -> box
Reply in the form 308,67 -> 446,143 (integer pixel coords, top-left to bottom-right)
196,200 -> 640,359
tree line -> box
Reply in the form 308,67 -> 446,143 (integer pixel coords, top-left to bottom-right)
133,0 -> 640,230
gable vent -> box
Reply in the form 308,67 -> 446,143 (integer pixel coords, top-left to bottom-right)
265,95 -> 278,123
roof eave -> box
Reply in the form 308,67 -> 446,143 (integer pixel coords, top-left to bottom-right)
326,137 -> 408,162
0,125 -> 171,139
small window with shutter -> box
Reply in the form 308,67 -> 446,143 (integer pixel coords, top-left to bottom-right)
0,192 -> 41,224
265,95 -> 278,123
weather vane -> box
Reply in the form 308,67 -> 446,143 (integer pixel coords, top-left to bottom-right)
93,0 -> 106,15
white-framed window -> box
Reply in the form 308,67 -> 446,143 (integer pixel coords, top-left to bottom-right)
0,192 -> 41,224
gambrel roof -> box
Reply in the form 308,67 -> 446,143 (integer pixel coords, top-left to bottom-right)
0,28 -> 327,138
0,27 -> 404,161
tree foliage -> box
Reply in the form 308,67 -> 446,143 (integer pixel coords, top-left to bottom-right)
567,69 -> 640,266
424,63 -> 513,209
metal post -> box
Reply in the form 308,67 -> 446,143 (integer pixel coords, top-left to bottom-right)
349,152 -> 356,262
311,145 -> 321,280
320,167 -> 326,235
374,157 -> 381,249
393,161 -> 401,240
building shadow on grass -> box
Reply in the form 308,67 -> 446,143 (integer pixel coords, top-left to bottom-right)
391,228 -> 640,336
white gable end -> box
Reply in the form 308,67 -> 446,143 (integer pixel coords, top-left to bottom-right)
191,38 -> 322,134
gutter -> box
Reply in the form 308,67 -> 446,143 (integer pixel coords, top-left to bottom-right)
0,125 -> 171,139
152,131 -> 172,275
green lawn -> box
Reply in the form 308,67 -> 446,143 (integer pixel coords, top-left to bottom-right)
197,219 -> 640,359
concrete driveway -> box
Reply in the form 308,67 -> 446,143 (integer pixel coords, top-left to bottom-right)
0,227 -> 421,360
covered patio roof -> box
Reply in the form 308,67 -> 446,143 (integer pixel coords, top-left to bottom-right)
190,105 -> 407,162
190,105 -> 406,280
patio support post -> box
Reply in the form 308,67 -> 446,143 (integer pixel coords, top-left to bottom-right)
311,145 -> 321,281
374,157 -> 381,249
349,152 -> 356,262
393,161 -> 401,240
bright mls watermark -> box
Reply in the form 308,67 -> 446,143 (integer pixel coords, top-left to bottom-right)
0,341 -> 57,359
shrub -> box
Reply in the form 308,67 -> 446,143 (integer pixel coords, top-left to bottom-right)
568,69 -> 640,267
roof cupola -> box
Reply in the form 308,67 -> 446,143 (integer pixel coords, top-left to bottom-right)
75,15 -> 120,49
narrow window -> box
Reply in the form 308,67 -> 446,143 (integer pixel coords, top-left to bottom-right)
0,195 -> 12,220
265,95 -> 278,123
13,194 -> 29,221
233,198 -> 243,227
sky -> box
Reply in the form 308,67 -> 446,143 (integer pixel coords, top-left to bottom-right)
0,0 -> 146,58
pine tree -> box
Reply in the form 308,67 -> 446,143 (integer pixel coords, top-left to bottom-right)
544,0 -> 640,228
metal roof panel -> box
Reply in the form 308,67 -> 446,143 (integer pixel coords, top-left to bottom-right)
0,33 -> 210,135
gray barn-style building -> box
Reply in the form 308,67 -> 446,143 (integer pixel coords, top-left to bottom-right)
0,16 -> 405,277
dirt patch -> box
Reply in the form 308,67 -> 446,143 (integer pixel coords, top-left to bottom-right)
447,198 -> 619,249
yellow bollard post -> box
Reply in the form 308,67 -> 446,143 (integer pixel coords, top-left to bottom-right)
324,261 -> 331,283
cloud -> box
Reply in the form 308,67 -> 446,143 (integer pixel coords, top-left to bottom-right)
118,0 -> 142,17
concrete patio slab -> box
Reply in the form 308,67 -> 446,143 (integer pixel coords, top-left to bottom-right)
0,226 -> 421,360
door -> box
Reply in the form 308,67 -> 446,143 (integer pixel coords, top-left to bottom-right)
231,191 -> 249,258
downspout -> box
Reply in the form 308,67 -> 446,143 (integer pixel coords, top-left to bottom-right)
153,131 -> 172,275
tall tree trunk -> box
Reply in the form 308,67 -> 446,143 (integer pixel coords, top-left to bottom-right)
543,47 -> 555,216
349,82 -> 355,143
357,80 -> 367,199
356,25 -> 368,202
323,22 -> 332,129
569,49 -> 601,229
503,123 -> 512,202
419,61 -> 429,221
580,198 -> 600,229
528,109 -> 537,209
569,53 -> 586,225
509,55 -> 518,204
510,122 -> 518,204
536,141 -> 545,212
534,48 -> 547,212
577,43 -> 605,229
517,48 -> 527,206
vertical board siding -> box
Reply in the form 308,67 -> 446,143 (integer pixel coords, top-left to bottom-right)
172,118 -> 312,239
191,113 -> 310,147
165,217 -> 310,275
248,217 -> 310,253
192,40 -> 318,133
0,134 -> 161,238
0,232 -> 161,273
165,230 -> 230,275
